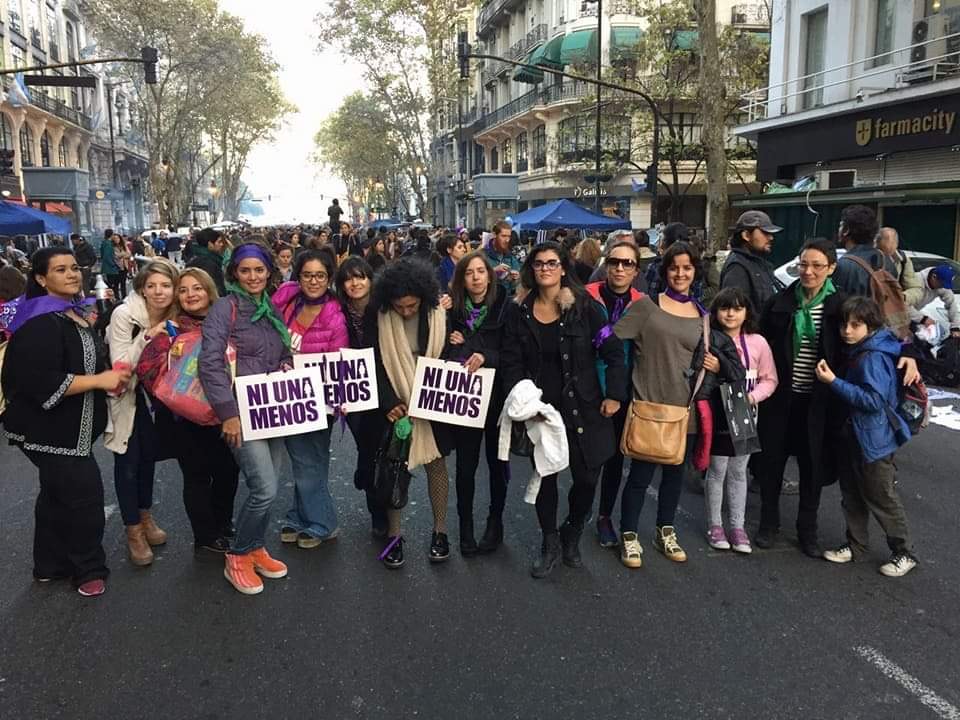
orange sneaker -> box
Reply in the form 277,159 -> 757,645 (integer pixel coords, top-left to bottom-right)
249,547 -> 288,579
224,553 -> 263,595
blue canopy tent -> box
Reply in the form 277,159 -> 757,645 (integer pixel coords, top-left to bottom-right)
367,217 -> 405,232
0,200 -> 72,235
507,199 -> 631,232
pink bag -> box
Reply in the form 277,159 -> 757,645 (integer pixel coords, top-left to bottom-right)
152,329 -> 219,425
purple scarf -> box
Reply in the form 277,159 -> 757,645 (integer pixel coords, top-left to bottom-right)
593,296 -> 627,349
663,287 -> 707,316
0,294 -> 95,334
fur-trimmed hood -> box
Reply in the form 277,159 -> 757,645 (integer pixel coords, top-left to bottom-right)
513,285 -> 577,312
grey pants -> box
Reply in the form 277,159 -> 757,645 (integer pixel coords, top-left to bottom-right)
837,448 -> 912,556
705,454 -> 750,529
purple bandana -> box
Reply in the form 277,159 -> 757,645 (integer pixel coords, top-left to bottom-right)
1,294 -> 95,334
593,296 -> 626,349
664,287 -> 707,316
231,243 -> 274,270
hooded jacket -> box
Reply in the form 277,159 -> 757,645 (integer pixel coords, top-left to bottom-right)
828,328 -> 909,463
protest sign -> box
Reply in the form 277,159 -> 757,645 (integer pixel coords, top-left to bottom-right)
235,368 -> 329,441
292,347 -> 378,413
408,357 -> 495,428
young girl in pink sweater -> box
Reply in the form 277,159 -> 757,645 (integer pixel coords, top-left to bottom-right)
705,287 -> 778,553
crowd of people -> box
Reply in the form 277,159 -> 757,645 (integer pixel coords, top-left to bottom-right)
0,202 -> 932,598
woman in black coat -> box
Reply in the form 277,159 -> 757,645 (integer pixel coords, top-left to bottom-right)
443,250 -> 510,556
501,241 -> 627,578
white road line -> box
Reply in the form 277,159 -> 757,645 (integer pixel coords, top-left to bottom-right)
854,645 -> 960,720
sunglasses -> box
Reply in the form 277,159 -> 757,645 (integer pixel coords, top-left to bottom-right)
607,258 -> 637,269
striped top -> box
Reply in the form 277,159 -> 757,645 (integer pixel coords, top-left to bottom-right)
791,303 -> 824,394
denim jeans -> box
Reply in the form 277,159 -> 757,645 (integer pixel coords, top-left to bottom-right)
619,437 -> 694,534
230,436 -> 286,554
284,427 -> 338,538
113,392 -> 157,526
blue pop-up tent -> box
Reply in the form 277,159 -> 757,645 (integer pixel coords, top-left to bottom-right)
507,199 -> 631,232
0,200 -> 72,235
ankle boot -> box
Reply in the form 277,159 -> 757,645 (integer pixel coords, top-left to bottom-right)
530,532 -> 561,579
139,510 -> 167,546
559,519 -> 583,568
126,524 -> 154,566
477,514 -> 504,553
459,517 -> 478,556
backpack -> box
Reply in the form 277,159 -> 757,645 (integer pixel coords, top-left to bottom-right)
886,374 -> 929,444
845,254 -> 912,340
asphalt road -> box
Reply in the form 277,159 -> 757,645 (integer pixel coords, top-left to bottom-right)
1,416 -> 959,720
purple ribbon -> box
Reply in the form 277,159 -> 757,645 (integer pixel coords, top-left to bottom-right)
593,297 -> 626,349
664,287 -> 707,316
378,535 -> 401,560
331,355 -> 349,437
1,294 -> 96,334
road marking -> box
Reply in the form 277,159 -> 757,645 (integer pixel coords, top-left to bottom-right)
854,645 -> 960,720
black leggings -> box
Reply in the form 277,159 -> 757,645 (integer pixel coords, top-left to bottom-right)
176,424 -> 239,544
597,402 -> 628,517
452,416 -> 508,522
535,433 -> 601,533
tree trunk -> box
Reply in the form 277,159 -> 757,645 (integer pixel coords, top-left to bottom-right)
694,0 -> 728,255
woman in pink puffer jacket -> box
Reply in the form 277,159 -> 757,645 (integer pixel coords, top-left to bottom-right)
271,248 -> 349,549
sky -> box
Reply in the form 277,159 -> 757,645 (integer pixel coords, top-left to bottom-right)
217,0 -> 365,223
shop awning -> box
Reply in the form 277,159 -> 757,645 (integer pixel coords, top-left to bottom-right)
559,29 -> 598,66
530,33 -> 564,69
513,52 -> 545,83
672,29 -> 698,51
610,25 -> 643,64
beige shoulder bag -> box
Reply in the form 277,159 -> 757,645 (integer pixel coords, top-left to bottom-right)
620,314 -> 709,465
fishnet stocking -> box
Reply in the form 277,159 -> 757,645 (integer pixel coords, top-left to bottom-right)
385,458 -> 449,536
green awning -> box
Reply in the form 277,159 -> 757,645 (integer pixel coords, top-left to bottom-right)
530,33 -> 564,69
559,29 -> 598,66
672,29 -> 698,51
610,25 -> 642,64
513,52 -> 544,84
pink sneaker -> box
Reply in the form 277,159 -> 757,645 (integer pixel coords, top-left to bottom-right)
729,528 -> 753,554
77,579 -> 106,597
707,525 -> 730,550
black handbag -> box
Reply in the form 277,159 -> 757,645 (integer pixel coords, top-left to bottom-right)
510,420 -> 534,457
373,425 -> 413,510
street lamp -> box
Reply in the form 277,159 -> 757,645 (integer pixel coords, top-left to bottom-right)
373,176 -> 385,220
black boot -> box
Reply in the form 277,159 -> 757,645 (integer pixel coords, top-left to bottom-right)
459,517 -> 478,556
559,519 -> 583,568
477,514 -> 503,553
530,532 -> 561,579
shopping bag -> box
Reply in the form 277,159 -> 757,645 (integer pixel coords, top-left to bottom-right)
720,381 -> 761,457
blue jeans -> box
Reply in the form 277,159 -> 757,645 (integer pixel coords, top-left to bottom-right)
113,392 -> 157,526
230,437 -> 286,554
284,427 -> 338,538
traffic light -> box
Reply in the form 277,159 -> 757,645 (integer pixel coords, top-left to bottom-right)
643,163 -> 658,193
457,32 -> 470,80
141,46 -> 158,84
0,149 -> 15,176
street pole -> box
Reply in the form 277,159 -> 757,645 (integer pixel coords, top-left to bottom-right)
594,0 -> 602,214
456,82 -> 464,228
106,84 -> 118,189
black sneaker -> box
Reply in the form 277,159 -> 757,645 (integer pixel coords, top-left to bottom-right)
799,538 -> 823,559
219,522 -> 236,539
194,537 -> 231,555
381,536 -> 404,569
429,532 -> 450,563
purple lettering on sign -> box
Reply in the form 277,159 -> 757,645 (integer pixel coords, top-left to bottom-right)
423,366 -> 442,389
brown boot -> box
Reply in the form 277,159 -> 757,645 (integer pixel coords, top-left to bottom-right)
126,524 -> 154,566
139,510 -> 167,546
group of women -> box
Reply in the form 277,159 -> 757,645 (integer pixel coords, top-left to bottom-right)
0,219 -> 919,597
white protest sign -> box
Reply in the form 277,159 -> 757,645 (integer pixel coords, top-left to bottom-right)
292,347 -> 379,413
235,368 -> 329,441
407,357 -> 495,429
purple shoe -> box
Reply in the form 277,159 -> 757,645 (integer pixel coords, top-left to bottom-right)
707,525 -> 730,550
729,528 -> 753,554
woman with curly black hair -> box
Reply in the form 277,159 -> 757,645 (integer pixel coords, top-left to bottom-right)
370,258 -> 454,568
501,241 -> 627,578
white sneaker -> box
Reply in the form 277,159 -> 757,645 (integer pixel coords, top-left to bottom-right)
879,553 -> 917,577
620,532 -> 643,569
823,544 -> 854,563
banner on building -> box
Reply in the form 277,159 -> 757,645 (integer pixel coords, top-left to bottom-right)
407,357 -> 495,429
292,347 -> 378,413
235,368 -> 329,442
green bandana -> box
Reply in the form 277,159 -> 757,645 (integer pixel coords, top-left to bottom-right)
222,249 -> 292,349
464,297 -> 489,336
792,278 -> 835,358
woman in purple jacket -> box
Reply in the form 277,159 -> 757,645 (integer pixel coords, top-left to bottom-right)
198,241 -> 292,596
272,248 -> 349,548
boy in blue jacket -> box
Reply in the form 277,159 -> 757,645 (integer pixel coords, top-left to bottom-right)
814,296 -> 917,577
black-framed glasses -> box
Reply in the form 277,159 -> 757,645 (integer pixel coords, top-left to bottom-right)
607,258 -> 637,269
300,272 -> 328,283
532,259 -> 561,271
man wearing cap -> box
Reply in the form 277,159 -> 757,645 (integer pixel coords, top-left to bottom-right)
720,210 -> 783,314
910,264 -> 960,338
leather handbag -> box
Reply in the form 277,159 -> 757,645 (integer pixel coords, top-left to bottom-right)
620,315 -> 709,465
373,425 -> 413,510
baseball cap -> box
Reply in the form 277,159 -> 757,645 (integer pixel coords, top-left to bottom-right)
932,264 -> 956,290
736,210 -> 782,233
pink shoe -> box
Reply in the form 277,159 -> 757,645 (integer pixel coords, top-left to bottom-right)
729,528 -> 753,554
707,525 -> 730,550
77,579 -> 106,597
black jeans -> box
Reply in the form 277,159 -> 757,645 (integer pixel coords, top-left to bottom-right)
619,437 -> 693,533
760,392 -> 822,541
25,451 -> 109,587
535,433 -> 601,533
175,423 -> 239,544
347,411 -> 387,531
112,392 -> 157,526
452,416 -> 508,522
597,402 -> 628,517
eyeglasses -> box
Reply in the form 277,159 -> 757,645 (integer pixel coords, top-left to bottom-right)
798,262 -> 830,272
532,259 -> 561,271
607,258 -> 637,269
300,272 -> 328,283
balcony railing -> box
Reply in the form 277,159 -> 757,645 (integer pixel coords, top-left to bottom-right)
477,0 -> 523,37
509,24 -> 548,59
29,90 -> 92,129
609,0 -> 641,14
475,80 -> 596,132
731,3 -> 770,27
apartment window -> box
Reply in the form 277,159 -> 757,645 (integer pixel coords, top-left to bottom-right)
10,44 -> 26,69
65,21 -> 77,61
40,129 -> 50,167
474,143 -> 485,174
29,0 -> 42,49
801,8 -> 828,110
532,124 -> 546,168
490,147 -> 499,171
19,124 -> 33,167
46,4 -> 59,60
516,131 -> 528,172
7,0 -> 22,34
867,0 -> 895,68
0,114 -> 11,151
501,137 -> 512,173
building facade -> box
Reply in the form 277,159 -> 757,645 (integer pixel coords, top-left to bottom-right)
736,0 -> 960,263
0,0 -> 151,237
431,0 -> 765,232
